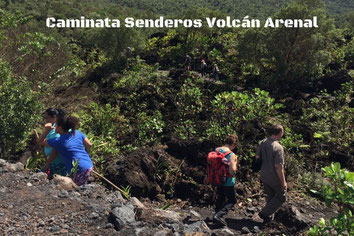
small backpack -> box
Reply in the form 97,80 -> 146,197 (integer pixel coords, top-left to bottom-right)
205,147 -> 232,186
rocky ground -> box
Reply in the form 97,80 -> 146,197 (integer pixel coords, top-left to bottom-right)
0,157 -> 338,236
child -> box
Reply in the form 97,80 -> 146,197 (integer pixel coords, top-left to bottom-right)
42,116 -> 93,186
37,108 -> 67,178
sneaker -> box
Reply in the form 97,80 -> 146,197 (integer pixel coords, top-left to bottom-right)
213,214 -> 227,226
258,213 -> 272,224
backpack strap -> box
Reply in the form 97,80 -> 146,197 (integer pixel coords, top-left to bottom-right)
215,147 -> 234,179
216,147 -> 232,157
224,151 -> 232,157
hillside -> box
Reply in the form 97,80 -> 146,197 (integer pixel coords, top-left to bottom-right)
0,0 -> 353,235
113,0 -> 354,20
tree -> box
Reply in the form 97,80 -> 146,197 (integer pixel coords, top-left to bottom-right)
0,60 -> 42,159
90,24 -> 147,63
238,0 -> 335,90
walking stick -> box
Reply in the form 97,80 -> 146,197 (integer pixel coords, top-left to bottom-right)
92,170 -> 130,199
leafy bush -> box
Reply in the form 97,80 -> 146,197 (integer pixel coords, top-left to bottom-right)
85,133 -> 120,174
26,152 -> 46,171
136,111 -> 165,146
315,163 -> 354,207
79,102 -> 130,139
0,59 -> 42,159
173,78 -> 204,139
298,170 -> 326,193
301,87 -> 353,160
79,102 -> 129,171
112,60 -> 169,115
205,88 -> 281,144
308,162 -> 354,235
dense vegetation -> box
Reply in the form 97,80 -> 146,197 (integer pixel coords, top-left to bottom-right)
114,0 -> 354,21
0,0 -> 353,234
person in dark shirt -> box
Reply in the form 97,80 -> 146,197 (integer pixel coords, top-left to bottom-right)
201,59 -> 207,77
185,54 -> 191,70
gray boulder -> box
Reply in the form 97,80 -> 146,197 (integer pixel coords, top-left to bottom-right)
109,203 -> 135,230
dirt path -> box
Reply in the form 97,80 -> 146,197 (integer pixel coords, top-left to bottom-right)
0,167 -> 338,235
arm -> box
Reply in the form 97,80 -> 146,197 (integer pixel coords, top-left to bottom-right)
275,164 -> 287,191
42,139 -> 50,147
274,145 -> 286,190
37,123 -> 52,145
42,148 -> 57,172
83,137 -> 92,154
229,154 -> 237,176
255,143 -> 262,160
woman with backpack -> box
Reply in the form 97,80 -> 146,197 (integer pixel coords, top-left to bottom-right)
41,116 -> 93,186
205,134 -> 238,227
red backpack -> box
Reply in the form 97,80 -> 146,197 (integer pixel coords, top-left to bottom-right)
205,147 -> 232,186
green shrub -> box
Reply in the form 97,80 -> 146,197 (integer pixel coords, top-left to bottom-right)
298,170 -> 326,193
301,87 -> 353,159
308,211 -> 353,236
279,126 -> 309,176
112,61 -> 169,117
174,79 -> 204,139
308,162 -> 354,235
79,102 -> 129,172
205,88 -> 282,144
79,102 -> 130,139
316,163 -> 354,207
136,111 -> 165,146
0,59 -> 42,159
85,133 -> 120,174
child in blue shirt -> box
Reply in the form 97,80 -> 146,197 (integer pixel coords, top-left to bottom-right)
42,116 -> 93,186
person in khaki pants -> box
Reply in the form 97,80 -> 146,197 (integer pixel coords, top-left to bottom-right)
255,124 -> 287,223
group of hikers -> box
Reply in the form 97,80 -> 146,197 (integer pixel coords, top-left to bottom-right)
37,108 -> 286,227
184,54 -> 219,81
206,124 -> 286,227
37,108 -> 93,186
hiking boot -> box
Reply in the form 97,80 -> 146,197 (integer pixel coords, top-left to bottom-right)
213,214 -> 227,226
258,212 -> 272,224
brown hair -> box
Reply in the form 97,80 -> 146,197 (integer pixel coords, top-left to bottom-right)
270,124 -> 284,136
225,134 -> 238,145
57,116 -> 79,134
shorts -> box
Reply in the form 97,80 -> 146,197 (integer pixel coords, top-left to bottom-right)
73,167 -> 93,186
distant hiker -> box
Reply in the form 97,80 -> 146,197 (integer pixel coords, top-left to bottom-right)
255,124 -> 286,223
213,64 -> 219,81
205,134 -> 238,227
42,116 -> 93,186
185,54 -> 191,70
201,59 -> 207,77
37,108 -> 67,179
126,47 -> 132,57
